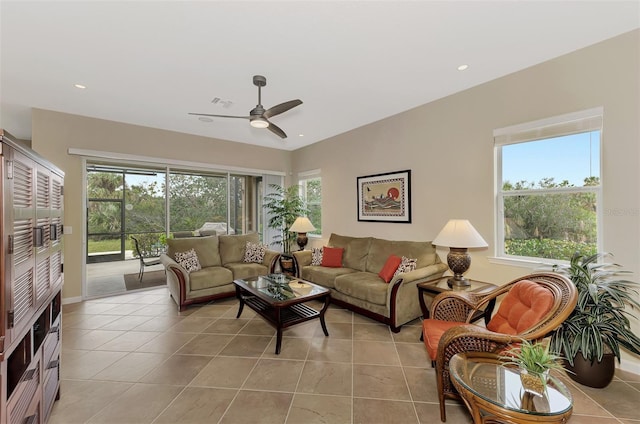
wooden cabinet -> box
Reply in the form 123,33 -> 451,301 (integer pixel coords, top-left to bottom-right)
1,130 -> 63,423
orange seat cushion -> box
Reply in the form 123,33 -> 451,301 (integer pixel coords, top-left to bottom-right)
486,280 -> 554,335
422,319 -> 463,361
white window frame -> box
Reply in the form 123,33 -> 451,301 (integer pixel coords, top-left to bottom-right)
298,169 -> 321,237
493,107 -> 603,265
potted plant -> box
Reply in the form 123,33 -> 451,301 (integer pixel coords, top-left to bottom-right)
501,339 -> 567,396
546,252 -> 640,388
263,183 -> 308,254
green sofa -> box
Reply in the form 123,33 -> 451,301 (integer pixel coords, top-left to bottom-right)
292,233 -> 448,332
160,233 -> 280,311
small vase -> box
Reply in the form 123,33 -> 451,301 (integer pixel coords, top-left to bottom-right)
520,368 -> 548,397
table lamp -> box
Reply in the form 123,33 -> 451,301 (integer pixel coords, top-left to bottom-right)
289,216 -> 316,250
432,219 -> 488,287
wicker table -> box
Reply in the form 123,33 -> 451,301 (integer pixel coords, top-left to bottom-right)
449,352 -> 573,424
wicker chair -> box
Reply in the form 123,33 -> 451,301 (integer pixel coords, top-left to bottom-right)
422,273 -> 577,422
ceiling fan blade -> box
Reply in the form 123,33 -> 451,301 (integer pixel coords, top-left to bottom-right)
188,113 -> 249,119
263,99 -> 302,119
266,121 -> 287,139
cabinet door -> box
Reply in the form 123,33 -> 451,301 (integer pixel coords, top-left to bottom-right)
50,172 -> 64,291
7,149 -> 37,344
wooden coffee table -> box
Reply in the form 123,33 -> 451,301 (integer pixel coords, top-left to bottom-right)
233,274 -> 331,354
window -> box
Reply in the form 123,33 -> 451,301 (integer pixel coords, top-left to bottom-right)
299,170 -> 322,236
495,108 -> 602,262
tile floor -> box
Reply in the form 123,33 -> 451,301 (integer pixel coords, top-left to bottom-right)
51,287 -> 640,424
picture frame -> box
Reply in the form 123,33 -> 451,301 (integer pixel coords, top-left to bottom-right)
357,169 -> 411,223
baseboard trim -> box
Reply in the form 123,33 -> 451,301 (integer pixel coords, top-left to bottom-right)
62,296 -> 83,305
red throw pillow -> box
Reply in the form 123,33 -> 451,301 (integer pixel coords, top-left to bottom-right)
321,246 -> 344,267
379,254 -> 402,283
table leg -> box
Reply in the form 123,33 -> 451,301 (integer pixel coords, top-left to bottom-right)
235,285 -> 245,318
275,308 -> 283,354
319,294 -> 330,337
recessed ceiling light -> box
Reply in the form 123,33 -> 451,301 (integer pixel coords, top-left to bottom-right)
457,64 -> 469,71
298,134 -> 304,137
74,84 -> 86,89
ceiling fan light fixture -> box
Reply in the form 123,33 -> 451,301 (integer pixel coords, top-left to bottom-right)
250,116 -> 269,128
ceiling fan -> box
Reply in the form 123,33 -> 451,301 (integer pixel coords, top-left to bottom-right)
189,75 -> 302,139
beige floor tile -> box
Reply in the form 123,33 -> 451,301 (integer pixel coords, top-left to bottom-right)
176,333 -> 234,355
168,316 -> 218,332
286,321 -> 321,338
94,330 -> 160,351
99,303 -> 147,315
48,380 -> 134,424
86,383 -> 184,423
202,317 -> 250,334
395,342 -> 431,367
65,314 -> 120,330
287,394 -> 352,424
154,387 -> 238,423
219,334 -> 273,357
263,337 -> 312,360
220,390 -> 294,424
135,331 -> 196,353
353,398 -> 419,424
392,324 -> 424,343
315,321 -> 353,339
140,354 -> 212,385
307,337 -> 353,363
243,358 -> 305,392
572,381 -> 638,420
64,329 -> 125,350
403,366 -> 439,402
353,323 -> 393,341
353,364 -> 411,400
413,401 -> 472,424
97,314 -> 154,330
189,304 -> 234,318
131,304 -> 184,316
132,315 -> 185,331
190,356 -> 259,388
353,340 -> 400,366
297,361 -> 352,396
61,350 -> 128,379
324,307 -> 354,323
240,317 -> 278,336
91,351 -> 170,382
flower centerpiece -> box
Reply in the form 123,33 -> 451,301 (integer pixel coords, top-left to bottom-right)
501,339 -> 566,396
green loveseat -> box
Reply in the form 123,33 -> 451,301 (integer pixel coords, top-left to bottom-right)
292,233 -> 448,332
160,233 -> 279,311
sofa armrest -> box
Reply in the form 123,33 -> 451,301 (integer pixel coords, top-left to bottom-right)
161,254 -> 191,310
263,249 -> 281,273
292,250 -> 312,275
389,262 -> 449,287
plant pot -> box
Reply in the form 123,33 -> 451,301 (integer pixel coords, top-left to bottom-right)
564,352 -> 615,388
519,369 -> 547,397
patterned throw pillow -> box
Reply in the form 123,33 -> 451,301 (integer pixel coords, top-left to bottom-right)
243,241 -> 267,263
311,247 -> 323,266
394,256 -> 417,276
175,248 -> 201,273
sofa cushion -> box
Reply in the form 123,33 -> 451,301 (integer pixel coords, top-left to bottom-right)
243,241 -> 267,263
379,254 -> 402,283
334,272 -> 388,305
225,262 -> 270,281
189,266 -> 234,291
322,246 -> 344,267
301,266 -> 357,289
219,233 -> 260,265
167,235 -> 221,268
366,238 -> 438,273
328,234 -> 372,271
174,248 -> 201,273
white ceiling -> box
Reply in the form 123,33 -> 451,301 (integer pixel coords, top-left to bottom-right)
1,1 -> 638,151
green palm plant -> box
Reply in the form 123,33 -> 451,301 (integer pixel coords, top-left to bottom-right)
263,184 -> 308,253
548,252 -> 640,365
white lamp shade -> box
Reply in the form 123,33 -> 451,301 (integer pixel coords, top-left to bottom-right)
432,219 -> 488,248
289,216 -> 316,233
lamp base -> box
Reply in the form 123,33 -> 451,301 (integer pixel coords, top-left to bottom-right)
447,275 -> 471,288
446,247 -> 471,288
296,233 -> 308,251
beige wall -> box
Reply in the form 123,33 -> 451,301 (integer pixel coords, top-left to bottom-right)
30,110 -> 292,300
292,30 -> 640,372
26,30 -> 639,372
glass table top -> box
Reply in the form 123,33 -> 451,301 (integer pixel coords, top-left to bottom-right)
239,274 -> 327,302
449,353 -> 573,416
